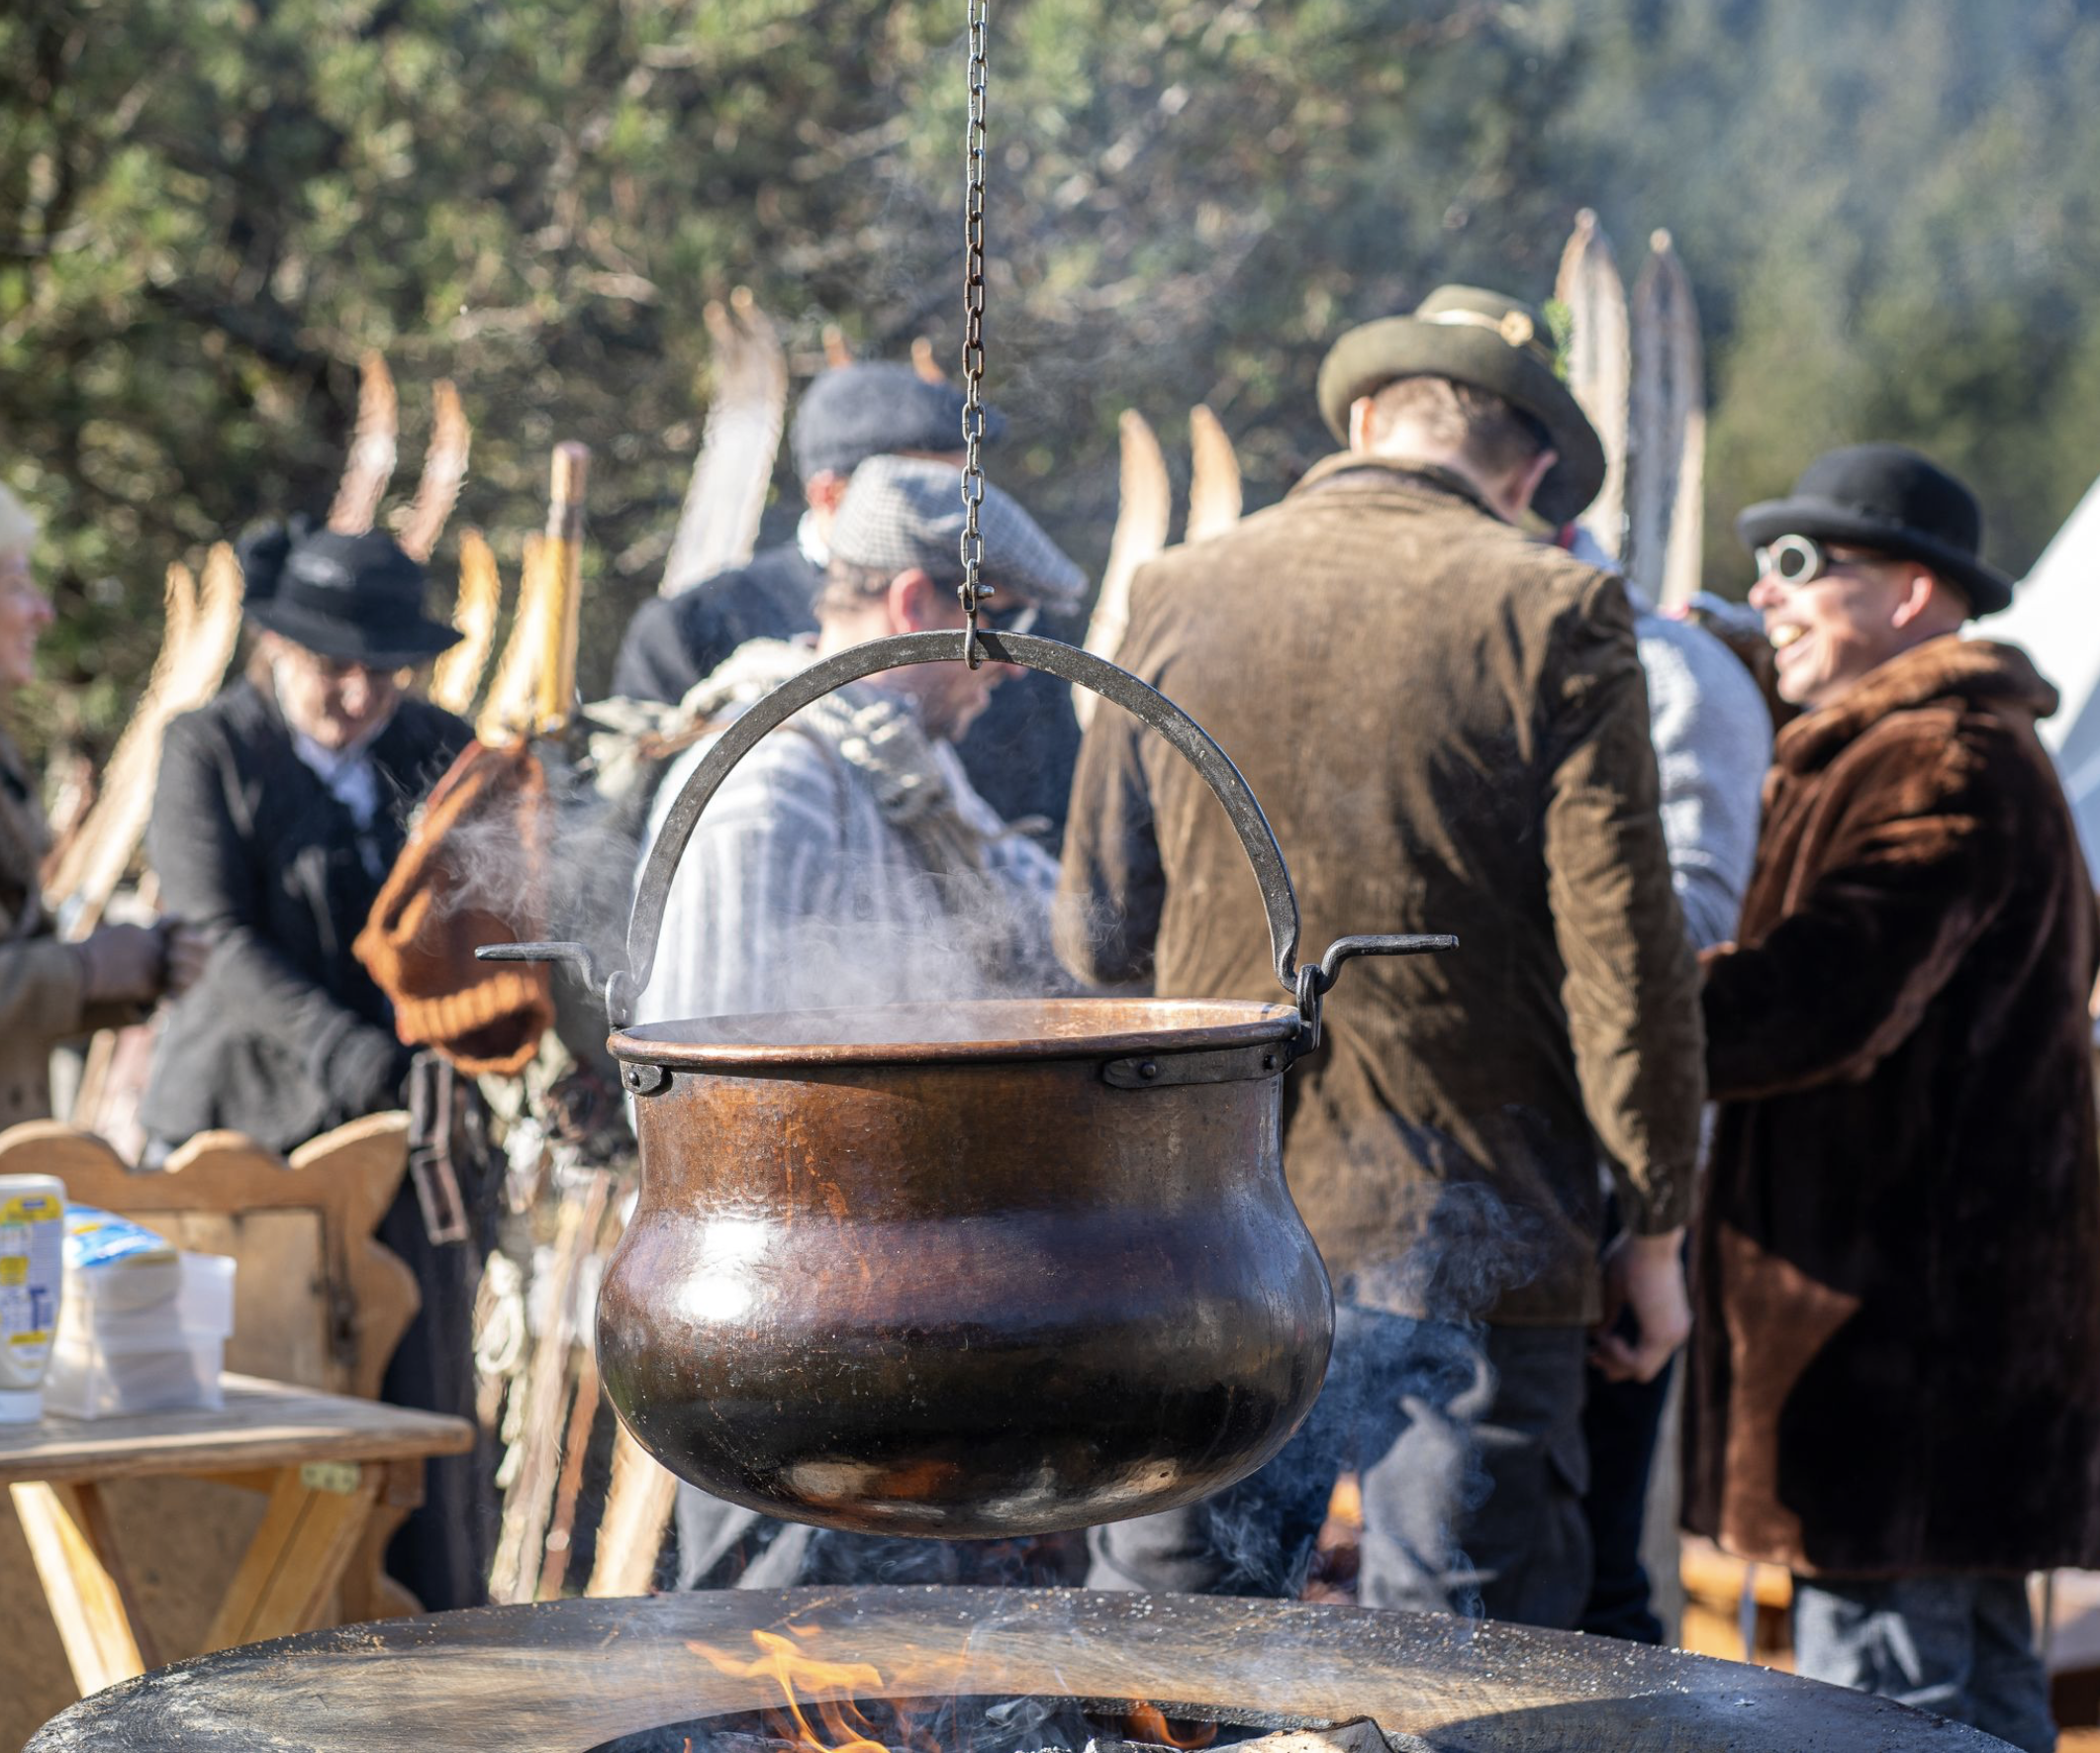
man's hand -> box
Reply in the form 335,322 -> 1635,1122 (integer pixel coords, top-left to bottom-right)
1591,1227 -> 1690,1384
160,922 -> 213,999
75,923 -> 168,1006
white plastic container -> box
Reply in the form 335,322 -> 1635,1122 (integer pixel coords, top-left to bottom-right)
60,1249 -> 235,1341
60,1203 -> 181,1313
44,1332 -> 226,1419
46,1250 -> 237,1419
0,1174 -> 65,1422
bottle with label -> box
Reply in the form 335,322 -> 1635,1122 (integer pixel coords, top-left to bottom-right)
0,1174 -> 64,1422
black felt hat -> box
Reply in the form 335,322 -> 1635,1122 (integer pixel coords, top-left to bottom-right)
789,361 -> 1006,482
1737,443 -> 2013,617
242,526 -> 462,667
1315,285 -> 1606,525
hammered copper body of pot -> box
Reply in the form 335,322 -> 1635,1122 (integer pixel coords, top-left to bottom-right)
484,630 -> 1454,1539
604,998 -> 1327,1537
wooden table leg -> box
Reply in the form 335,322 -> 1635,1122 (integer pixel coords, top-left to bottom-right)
202,1462 -> 384,1654
10,1480 -> 158,1695
339,1457 -> 426,1625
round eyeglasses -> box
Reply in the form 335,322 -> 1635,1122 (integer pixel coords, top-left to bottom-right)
1754,534 -> 1827,586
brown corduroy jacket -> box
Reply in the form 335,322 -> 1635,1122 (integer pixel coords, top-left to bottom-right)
1685,636 -> 2100,1574
1057,455 -> 1704,1325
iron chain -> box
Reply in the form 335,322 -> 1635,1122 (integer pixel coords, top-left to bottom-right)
958,0 -> 991,668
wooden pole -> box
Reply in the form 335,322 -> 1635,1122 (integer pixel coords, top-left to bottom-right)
534,442 -> 590,734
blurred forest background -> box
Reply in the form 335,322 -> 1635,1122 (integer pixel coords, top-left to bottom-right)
4,0 -> 2098,761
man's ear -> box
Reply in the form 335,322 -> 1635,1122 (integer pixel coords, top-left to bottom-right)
1512,446 -> 1559,518
1348,397 -> 1379,452
805,470 -> 850,518
886,567 -> 947,633
1890,566 -> 1964,632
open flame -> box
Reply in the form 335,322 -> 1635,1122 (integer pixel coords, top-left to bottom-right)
689,1626 -> 894,1753
689,1622 -> 1224,1753
1121,1704 -> 1219,1750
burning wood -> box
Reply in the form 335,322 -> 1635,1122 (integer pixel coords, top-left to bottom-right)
1097,1719 -> 1427,1753
662,1629 -> 1433,1753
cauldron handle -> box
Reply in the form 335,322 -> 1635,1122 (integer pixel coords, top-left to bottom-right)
490,630 -> 1454,1028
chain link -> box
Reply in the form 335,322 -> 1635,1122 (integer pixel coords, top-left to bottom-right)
958,0 -> 991,669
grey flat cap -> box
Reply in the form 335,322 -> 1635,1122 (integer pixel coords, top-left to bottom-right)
790,361 -> 1007,481
829,455 -> 1087,607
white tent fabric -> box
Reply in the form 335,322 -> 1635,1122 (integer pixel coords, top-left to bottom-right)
1976,473 -> 2100,865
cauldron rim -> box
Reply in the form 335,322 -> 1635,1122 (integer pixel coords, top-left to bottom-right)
610,996 -> 1299,1067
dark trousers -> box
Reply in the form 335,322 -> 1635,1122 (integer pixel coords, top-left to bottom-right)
1085,1309 -> 1592,1626
377,1181 -> 495,1612
1793,1573 -> 2054,1753
1575,1352 -> 1673,1641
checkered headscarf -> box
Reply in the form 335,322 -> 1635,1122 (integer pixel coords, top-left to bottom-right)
828,455 -> 1087,608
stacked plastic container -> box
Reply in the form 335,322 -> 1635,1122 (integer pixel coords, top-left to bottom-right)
46,1207 -> 237,1418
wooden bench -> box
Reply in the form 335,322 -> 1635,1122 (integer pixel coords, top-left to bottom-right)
0,1115 -> 424,1749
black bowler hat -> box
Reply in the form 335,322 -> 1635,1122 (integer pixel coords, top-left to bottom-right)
1737,443 -> 2014,617
1315,285 -> 1607,525
789,360 -> 1006,482
240,524 -> 462,667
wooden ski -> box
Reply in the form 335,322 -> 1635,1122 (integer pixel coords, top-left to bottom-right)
659,289 -> 788,598
1076,409 -> 1171,729
1555,210 -> 1631,556
49,544 -> 242,933
394,380 -> 473,564
1186,405 -> 1243,541
1627,232 -> 1704,607
327,351 -> 400,536
430,529 -> 505,718
476,444 -> 590,742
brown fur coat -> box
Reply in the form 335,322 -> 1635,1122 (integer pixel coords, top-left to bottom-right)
1685,635 -> 2100,1575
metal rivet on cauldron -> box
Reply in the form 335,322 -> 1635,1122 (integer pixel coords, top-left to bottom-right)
1262,1055 -> 1277,1071
1137,1059 -> 1160,1080
622,1063 -> 671,1097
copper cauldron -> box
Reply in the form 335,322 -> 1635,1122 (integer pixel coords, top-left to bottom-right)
486,631 -> 1453,1536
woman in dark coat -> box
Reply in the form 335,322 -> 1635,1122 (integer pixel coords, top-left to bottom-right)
140,523 -> 488,1610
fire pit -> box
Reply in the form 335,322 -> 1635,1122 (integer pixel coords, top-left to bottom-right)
26,1586 -> 2010,1751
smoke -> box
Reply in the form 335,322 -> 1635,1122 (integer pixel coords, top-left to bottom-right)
1085,1165 -> 1552,1619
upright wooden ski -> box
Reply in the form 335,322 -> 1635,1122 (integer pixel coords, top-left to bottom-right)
394,380 -> 473,564
1186,405 -> 1243,541
659,289 -> 788,599
327,351 -> 401,536
1556,210 -> 1631,556
1076,410 -> 1172,729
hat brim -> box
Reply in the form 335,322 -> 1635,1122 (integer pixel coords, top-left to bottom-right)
1316,317 -> 1607,525
246,598 -> 463,668
1736,499 -> 2014,617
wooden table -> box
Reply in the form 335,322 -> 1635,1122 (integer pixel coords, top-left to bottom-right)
1,1374 -> 473,1704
